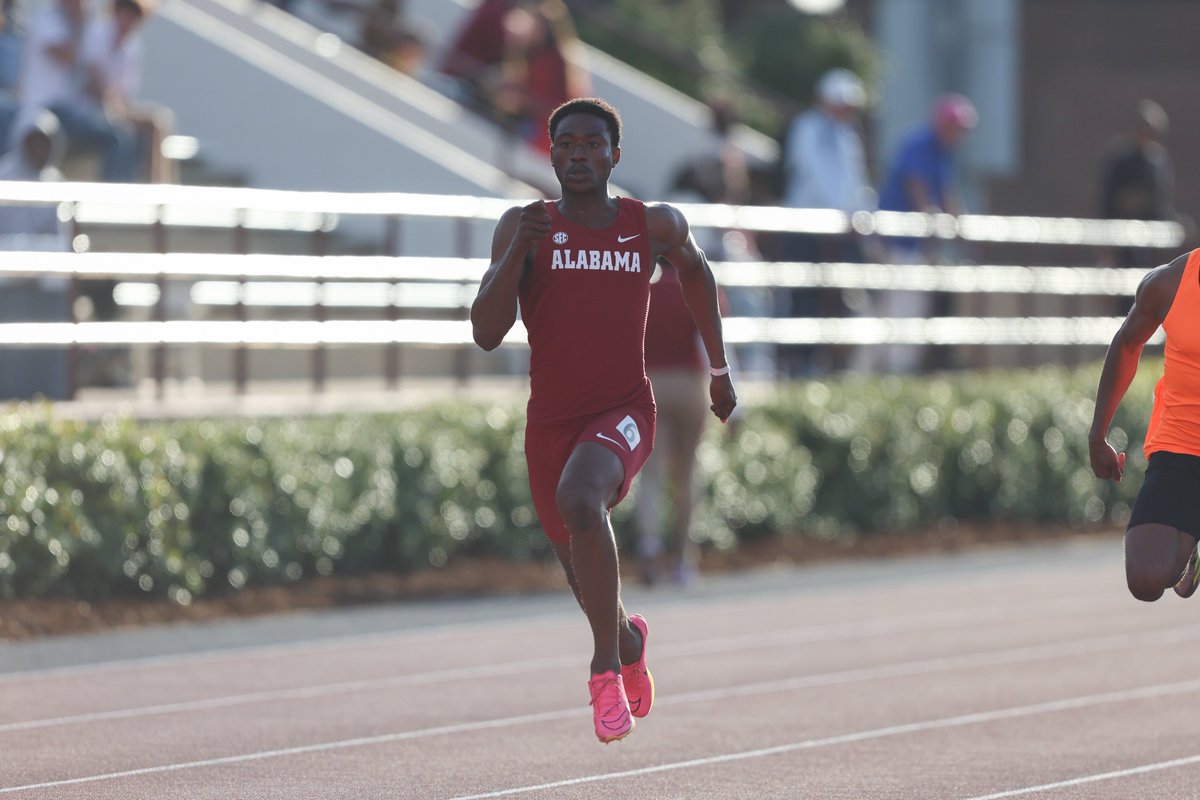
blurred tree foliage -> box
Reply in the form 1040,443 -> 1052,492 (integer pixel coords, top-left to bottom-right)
0,363 -> 1150,603
570,0 -> 878,137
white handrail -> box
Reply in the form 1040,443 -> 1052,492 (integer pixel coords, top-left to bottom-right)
0,316 -> 1151,347
0,182 -> 1184,247
0,252 -> 1153,295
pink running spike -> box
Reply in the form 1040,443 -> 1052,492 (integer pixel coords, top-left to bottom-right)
621,614 -> 655,719
588,671 -> 634,743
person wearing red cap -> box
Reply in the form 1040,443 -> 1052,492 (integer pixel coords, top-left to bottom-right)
869,93 -> 977,374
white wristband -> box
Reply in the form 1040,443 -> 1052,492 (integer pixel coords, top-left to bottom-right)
709,364 -> 730,377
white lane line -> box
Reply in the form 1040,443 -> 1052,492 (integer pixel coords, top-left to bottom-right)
0,567 -> 1118,682
442,682 -> 1200,800
0,612 -> 577,684
2,624 -> 1199,794
959,754 -> 1200,799
0,708 -> 581,796
0,587 -> 1077,685
0,653 -> 579,733
0,594 -> 1153,734
653,624 -> 1200,707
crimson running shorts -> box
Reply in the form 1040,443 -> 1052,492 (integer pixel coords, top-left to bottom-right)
525,403 -> 656,545
1128,451 -> 1200,540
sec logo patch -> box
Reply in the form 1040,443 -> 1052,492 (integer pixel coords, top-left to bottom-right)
553,231 -> 568,245
617,415 -> 641,450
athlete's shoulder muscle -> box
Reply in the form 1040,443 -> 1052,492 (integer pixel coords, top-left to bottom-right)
1136,252 -> 1189,321
644,202 -> 690,255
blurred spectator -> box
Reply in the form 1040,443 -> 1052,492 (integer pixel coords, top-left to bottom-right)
671,98 -> 751,210
19,0 -> 141,182
0,2 -> 21,148
493,0 -> 589,153
869,92 -> 977,374
438,0 -> 588,151
1100,100 -> 1174,239
778,67 -> 872,375
81,0 -> 175,182
1099,100 -> 1183,311
781,68 -> 872,219
0,106 -> 67,241
667,98 -> 774,377
379,24 -> 427,77
0,107 -> 71,400
359,0 -> 425,76
633,262 -> 713,587
438,0 -> 512,112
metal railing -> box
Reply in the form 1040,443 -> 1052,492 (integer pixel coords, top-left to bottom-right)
0,182 -> 1185,401
0,181 -> 1184,247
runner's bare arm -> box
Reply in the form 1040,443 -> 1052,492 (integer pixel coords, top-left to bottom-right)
471,201 -> 551,351
1088,252 -> 1186,481
647,203 -> 737,422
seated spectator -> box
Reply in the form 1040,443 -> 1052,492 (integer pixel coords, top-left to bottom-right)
19,0 -> 140,182
0,106 -> 67,242
438,0 -> 587,151
359,0 -> 427,78
438,0 -> 512,112
492,0 -> 589,152
82,0 -> 175,182
0,3 -> 21,149
0,107 -> 72,400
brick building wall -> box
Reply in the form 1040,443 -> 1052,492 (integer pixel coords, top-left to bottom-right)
844,0 -> 1198,265
987,0 -> 1199,242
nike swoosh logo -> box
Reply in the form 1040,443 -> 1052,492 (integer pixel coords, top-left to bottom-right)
616,234 -> 641,243
596,432 -> 626,450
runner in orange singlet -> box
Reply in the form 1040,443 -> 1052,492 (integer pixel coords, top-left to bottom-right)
471,98 -> 737,743
1090,248 -> 1200,601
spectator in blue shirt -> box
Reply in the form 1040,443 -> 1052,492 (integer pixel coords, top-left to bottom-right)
867,93 -> 976,373
878,93 -> 976,225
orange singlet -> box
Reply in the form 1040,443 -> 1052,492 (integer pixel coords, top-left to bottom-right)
1145,248 -> 1200,459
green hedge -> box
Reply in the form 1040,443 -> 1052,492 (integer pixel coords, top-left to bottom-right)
0,363 -> 1157,602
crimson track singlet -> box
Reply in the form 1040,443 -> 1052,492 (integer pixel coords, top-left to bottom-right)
519,197 -> 653,425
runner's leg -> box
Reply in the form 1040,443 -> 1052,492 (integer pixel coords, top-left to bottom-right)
1125,523 -> 1194,601
556,441 -> 640,674
548,537 -> 643,667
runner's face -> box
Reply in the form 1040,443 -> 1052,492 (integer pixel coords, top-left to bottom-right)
550,113 -> 619,194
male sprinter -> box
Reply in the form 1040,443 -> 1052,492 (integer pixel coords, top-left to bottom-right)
471,98 -> 737,743
1090,248 -> 1200,601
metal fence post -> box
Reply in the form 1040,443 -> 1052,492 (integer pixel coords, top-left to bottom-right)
384,215 -> 401,390
153,206 -> 168,400
454,216 -> 471,387
233,210 -> 249,395
312,216 -> 329,393
66,206 -> 80,400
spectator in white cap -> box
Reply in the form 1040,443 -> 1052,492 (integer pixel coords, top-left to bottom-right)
781,68 -> 872,215
776,67 -> 873,376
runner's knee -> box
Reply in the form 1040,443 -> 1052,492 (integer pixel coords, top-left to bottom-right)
1126,572 -> 1166,602
1125,559 -> 1172,602
556,485 -> 606,536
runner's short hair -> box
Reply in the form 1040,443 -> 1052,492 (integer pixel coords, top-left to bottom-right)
548,98 -> 622,148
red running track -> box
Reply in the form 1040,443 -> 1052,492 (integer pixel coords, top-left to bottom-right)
2,535 -> 1199,799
